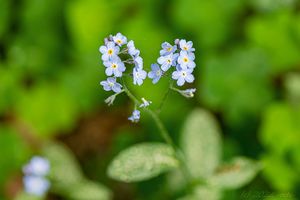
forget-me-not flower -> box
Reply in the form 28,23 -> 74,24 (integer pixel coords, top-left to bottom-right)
103,56 -> 126,77
140,98 -> 152,108
127,40 -> 140,57
133,67 -> 147,86
100,77 -> 122,93
99,41 -> 120,61
128,109 -> 140,122
148,63 -> 163,84
177,51 -> 195,69
179,39 -> 195,52
160,42 -> 177,56
157,53 -> 178,72
172,66 -> 195,86
22,156 -> 50,177
133,56 -> 143,69
113,33 -> 127,46
23,175 -> 50,197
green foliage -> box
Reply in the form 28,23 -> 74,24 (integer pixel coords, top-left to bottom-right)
180,108 -> 221,179
42,143 -> 111,199
16,84 -> 78,138
65,180 -> 111,200
246,11 -> 300,73
15,192 -> 44,200
199,47 -> 273,124
207,157 -> 261,189
0,126 -> 30,189
108,143 -> 179,182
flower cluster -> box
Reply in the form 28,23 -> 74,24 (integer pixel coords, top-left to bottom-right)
99,33 -> 147,94
22,156 -> 50,196
149,39 -> 196,86
99,34 -> 196,123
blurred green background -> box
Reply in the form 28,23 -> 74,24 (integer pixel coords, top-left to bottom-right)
1,0 -> 300,199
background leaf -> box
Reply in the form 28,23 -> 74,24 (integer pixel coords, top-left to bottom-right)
180,108 -> 222,179
108,142 -> 179,182
65,180 -> 111,200
207,157 -> 260,189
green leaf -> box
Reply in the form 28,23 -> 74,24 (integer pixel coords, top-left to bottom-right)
180,108 -> 221,179
207,157 -> 260,189
284,73 -> 300,104
66,180 -> 111,200
14,192 -> 44,200
107,143 -> 179,182
178,186 -> 222,200
42,143 -> 83,189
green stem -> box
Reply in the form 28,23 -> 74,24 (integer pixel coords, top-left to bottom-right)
122,84 -> 192,183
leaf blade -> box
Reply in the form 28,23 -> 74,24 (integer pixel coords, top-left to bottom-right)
181,108 -> 222,179
108,142 -> 179,182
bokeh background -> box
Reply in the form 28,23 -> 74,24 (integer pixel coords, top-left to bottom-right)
1,0 -> 300,199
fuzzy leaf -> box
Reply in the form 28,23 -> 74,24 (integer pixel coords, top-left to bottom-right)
108,143 -> 179,182
42,143 -> 83,189
66,180 -> 111,200
181,108 -> 222,179
208,157 -> 260,189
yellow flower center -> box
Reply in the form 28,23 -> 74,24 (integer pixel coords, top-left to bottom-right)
182,72 -> 187,77
117,39 -> 122,44
108,49 -> 113,55
112,64 -> 117,69
183,57 -> 188,62
183,46 -> 188,50
167,47 -> 172,52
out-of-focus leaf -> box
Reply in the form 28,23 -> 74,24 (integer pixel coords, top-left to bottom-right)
42,143 -> 83,190
284,73 -> 300,104
0,0 -> 11,39
260,103 -> 300,154
178,185 -> 222,200
208,157 -> 260,189
16,84 -> 78,137
14,192 -> 44,200
66,180 -> 111,200
246,11 -> 300,73
0,126 -> 30,189
199,47 -> 273,125
251,0 -> 296,12
180,108 -> 221,179
172,0 -> 244,48
66,0 -> 114,52
108,143 -> 179,182
261,154 -> 298,191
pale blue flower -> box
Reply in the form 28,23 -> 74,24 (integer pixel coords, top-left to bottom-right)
23,176 -> 50,197
157,53 -> 178,71
172,66 -> 194,86
103,56 -> 126,77
177,51 -> 195,69
160,42 -> 177,56
113,33 -> 127,46
22,156 -> 50,177
133,56 -> 143,69
140,98 -> 152,108
127,40 -> 140,57
100,77 -> 122,93
148,63 -> 163,84
133,67 -> 147,86
179,39 -> 195,52
128,109 -> 140,123
99,41 -> 120,61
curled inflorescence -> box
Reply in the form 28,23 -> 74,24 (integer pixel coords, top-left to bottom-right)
99,33 -> 197,123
